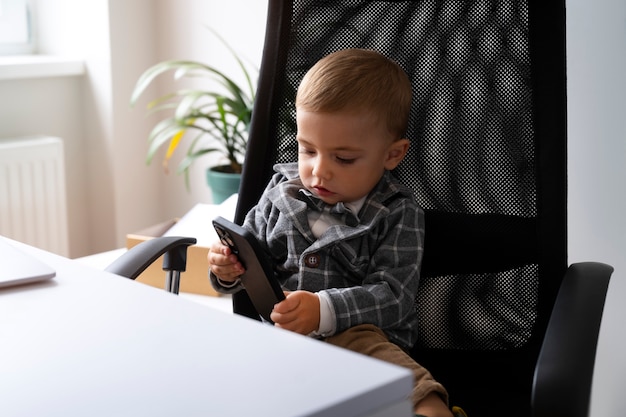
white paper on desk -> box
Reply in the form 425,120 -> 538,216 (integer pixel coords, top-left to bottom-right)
162,194 -> 238,247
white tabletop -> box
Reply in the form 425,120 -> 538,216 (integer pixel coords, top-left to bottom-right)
0,238 -> 412,417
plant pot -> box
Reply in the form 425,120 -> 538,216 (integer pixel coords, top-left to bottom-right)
206,165 -> 242,204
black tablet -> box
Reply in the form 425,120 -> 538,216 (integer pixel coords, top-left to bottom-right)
212,216 -> 285,323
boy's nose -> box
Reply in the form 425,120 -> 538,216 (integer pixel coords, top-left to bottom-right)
312,156 -> 331,179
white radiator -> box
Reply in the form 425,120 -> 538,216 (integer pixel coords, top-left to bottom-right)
0,136 -> 69,256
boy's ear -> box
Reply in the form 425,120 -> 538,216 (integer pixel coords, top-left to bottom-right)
384,138 -> 410,170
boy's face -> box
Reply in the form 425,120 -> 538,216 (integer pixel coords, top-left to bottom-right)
296,108 -> 409,205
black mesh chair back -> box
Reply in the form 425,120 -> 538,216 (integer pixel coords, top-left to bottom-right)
232,2 -> 606,416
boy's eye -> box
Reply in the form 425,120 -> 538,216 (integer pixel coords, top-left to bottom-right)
336,156 -> 356,165
298,147 -> 315,156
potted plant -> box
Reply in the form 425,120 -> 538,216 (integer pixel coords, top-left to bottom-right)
130,30 -> 256,203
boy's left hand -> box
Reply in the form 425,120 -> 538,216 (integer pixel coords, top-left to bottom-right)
270,291 -> 320,335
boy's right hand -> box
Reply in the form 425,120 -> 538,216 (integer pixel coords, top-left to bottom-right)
207,241 -> 245,283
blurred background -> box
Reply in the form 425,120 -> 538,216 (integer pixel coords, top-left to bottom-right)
0,0 -> 267,258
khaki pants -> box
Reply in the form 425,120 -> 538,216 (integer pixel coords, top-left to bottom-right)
325,324 -> 448,408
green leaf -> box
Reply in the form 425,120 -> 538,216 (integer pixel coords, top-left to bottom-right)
130,26 -> 257,181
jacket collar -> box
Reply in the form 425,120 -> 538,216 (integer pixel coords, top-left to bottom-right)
269,162 -> 413,228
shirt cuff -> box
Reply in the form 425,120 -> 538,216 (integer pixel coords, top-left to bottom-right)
217,276 -> 241,288
209,271 -> 242,294
315,291 -> 336,337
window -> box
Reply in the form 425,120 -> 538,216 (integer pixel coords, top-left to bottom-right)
0,0 -> 33,55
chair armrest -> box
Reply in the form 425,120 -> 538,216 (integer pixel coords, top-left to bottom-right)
532,262 -> 613,417
104,236 -> 197,280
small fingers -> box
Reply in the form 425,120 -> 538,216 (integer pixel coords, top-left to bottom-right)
211,264 -> 243,282
208,242 -> 244,282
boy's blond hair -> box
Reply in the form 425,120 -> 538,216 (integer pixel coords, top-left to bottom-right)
295,48 -> 412,140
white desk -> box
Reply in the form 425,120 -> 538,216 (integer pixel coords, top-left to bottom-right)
74,248 -> 234,314
0,238 -> 412,417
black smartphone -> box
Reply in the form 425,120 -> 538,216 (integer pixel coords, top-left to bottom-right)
212,216 -> 285,323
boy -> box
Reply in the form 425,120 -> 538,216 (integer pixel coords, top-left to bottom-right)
208,49 -> 456,417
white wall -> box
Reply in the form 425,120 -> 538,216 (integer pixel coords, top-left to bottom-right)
4,0 -> 163,257
0,0 -> 267,257
566,0 -> 626,415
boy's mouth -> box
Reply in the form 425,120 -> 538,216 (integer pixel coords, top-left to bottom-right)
312,185 -> 335,198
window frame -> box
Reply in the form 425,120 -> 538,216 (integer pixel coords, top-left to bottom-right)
0,0 -> 34,55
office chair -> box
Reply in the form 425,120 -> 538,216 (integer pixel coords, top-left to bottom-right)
105,236 -> 196,294
229,1 -> 613,416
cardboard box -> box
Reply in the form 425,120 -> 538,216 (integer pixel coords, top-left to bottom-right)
126,219 -> 220,297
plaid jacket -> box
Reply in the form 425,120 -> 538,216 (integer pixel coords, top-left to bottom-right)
214,162 -> 424,349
